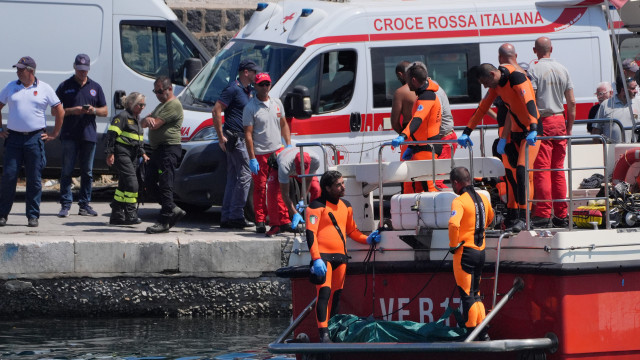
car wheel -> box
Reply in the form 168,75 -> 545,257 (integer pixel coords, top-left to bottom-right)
175,201 -> 211,213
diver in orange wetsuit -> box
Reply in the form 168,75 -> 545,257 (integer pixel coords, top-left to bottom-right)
458,63 -> 540,232
390,61 -> 442,193
305,170 -> 381,343
448,167 -> 495,340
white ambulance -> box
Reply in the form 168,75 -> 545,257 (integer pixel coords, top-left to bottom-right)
174,0 -> 623,211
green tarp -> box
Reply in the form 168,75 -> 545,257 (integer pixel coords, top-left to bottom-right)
328,307 -> 468,343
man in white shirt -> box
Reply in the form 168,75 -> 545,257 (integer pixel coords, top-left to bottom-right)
0,56 -> 64,227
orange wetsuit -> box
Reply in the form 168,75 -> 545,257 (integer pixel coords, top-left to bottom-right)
306,196 -> 368,329
464,65 -> 540,215
400,80 -> 442,193
449,186 -> 494,329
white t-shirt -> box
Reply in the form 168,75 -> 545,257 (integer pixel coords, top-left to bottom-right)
0,78 -> 60,132
242,96 -> 286,155
528,58 -> 573,117
277,147 -> 321,184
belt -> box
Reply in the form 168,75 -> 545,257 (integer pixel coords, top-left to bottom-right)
8,128 -> 45,136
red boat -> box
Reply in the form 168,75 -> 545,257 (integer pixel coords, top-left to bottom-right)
270,140 -> 640,360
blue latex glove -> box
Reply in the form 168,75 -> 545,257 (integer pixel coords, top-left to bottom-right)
291,212 -> 305,228
458,134 -> 473,148
401,148 -> 413,161
249,158 -> 260,175
526,130 -> 538,146
285,144 -> 293,149
391,135 -> 405,148
311,259 -> 327,276
295,200 -> 305,213
497,138 -> 507,155
366,229 -> 381,244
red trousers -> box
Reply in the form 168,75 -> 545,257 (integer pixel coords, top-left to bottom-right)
266,167 -> 291,226
252,153 -> 273,223
533,114 -> 568,219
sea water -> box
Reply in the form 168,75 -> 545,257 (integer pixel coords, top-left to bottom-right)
0,317 -> 291,360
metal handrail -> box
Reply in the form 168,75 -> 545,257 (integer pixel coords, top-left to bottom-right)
524,135 -> 610,231
492,232 -> 512,309
295,142 -> 338,205
453,124 -> 500,157
574,118 -> 626,142
377,139 -> 473,229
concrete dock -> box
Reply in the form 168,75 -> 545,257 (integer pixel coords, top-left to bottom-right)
0,192 -> 296,318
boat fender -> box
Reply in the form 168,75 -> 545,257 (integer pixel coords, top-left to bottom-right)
611,147 -> 640,184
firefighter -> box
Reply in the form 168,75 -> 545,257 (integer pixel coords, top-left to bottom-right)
105,92 -> 149,225
306,170 -> 381,343
448,167 -> 494,339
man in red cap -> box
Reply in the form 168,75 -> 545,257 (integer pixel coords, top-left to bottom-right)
243,72 -> 291,234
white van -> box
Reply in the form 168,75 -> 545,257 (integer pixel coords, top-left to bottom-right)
174,0 -> 622,211
0,0 -> 210,176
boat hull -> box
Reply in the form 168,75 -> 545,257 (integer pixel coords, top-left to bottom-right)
290,264 -> 640,359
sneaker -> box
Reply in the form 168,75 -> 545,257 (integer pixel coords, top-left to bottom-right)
58,205 -> 70,218
266,224 -> 292,237
27,218 -> 39,227
168,206 -> 186,228
552,216 -> 570,228
146,222 -> 170,234
78,204 -> 98,216
531,216 -> 552,229
0,217 -> 6,227
256,222 -> 266,233
510,219 -> 526,233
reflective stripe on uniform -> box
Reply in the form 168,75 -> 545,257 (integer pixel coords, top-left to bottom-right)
114,189 -> 138,203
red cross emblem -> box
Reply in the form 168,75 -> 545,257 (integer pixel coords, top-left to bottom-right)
332,151 -> 345,164
282,13 -> 296,24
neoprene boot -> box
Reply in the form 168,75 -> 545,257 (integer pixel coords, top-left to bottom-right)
318,327 -> 332,343
124,203 -> 142,225
109,203 -> 126,225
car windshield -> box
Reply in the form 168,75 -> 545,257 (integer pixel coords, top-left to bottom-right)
179,39 -> 304,107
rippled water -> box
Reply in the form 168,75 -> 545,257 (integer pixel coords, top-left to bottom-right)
0,317 -> 292,360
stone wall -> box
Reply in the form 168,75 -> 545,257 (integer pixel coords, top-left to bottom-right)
171,6 -> 255,55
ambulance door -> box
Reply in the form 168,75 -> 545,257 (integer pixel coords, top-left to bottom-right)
284,44 -> 369,167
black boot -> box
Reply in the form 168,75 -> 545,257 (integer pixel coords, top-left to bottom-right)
109,203 -> 126,225
124,203 -> 142,225
318,327 -> 332,343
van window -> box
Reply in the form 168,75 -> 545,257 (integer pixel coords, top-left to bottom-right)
286,50 -> 357,114
371,44 -> 481,107
120,22 -> 205,86
121,24 -> 169,79
180,40 -> 304,107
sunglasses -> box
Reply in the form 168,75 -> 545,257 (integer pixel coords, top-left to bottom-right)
152,88 -> 167,94
137,103 -> 146,108
257,82 -> 271,87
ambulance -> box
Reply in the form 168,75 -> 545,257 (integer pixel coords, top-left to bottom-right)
174,0 -> 626,211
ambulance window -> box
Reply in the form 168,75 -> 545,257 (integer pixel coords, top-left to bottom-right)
121,23 -> 170,79
286,50 -> 357,114
371,44 -> 480,107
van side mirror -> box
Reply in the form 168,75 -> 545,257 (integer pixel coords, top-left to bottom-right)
284,85 -> 312,119
114,90 -> 127,110
184,58 -> 203,85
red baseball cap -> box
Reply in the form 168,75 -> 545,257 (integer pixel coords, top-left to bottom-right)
294,152 -> 311,175
256,73 -> 271,84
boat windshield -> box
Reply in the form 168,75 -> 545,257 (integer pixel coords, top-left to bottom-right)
179,39 -> 305,108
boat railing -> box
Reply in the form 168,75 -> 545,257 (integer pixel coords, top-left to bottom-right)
377,139 -> 472,226
575,118 -> 626,143
524,134 -> 610,231
294,142 -> 339,205
453,124 -> 499,157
